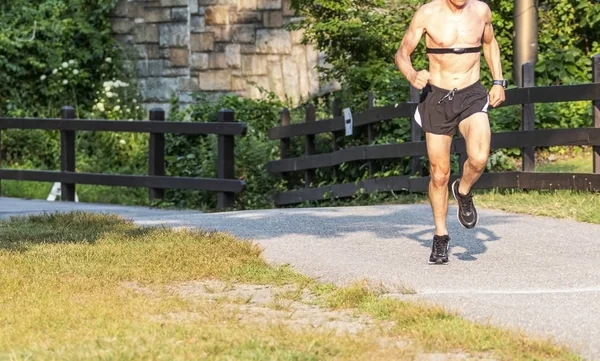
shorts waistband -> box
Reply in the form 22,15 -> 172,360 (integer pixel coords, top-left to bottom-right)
428,81 -> 482,94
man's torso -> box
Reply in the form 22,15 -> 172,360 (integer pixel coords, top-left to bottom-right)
421,0 -> 487,90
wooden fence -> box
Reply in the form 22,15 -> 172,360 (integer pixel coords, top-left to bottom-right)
0,107 -> 247,210
267,56 -> 600,207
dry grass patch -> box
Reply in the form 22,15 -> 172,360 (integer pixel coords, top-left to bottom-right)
0,212 -> 582,361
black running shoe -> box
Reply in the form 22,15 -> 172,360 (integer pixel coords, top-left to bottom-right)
429,235 -> 450,265
452,179 -> 478,229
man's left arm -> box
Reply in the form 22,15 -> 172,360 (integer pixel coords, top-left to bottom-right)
481,4 -> 505,107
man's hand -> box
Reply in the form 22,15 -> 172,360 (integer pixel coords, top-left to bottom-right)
488,84 -> 505,108
410,70 -> 430,90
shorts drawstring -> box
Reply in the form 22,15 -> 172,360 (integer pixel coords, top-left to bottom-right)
438,88 -> 457,104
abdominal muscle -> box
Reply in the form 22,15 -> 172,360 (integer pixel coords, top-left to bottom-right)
427,53 -> 482,91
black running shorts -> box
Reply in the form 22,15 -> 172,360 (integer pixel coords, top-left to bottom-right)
414,81 -> 489,136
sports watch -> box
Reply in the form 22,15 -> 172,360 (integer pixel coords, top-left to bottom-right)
492,79 -> 508,88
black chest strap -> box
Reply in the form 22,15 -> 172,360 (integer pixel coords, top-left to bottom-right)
426,46 -> 482,54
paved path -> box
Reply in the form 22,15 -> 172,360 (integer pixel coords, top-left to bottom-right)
1,197 -> 599,360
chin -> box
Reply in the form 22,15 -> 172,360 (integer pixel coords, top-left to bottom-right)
450,0 -> 468,7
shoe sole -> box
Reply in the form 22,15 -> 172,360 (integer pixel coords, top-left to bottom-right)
452,179 -> 478,229
428,259 -> 449,265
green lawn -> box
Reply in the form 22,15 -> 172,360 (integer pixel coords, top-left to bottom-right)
0,212 -> 581,360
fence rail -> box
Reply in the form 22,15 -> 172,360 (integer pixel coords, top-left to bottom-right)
0,106 -> 247,210
268,55 -> 600,207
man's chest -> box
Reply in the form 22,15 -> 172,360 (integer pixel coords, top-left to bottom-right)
424,14 -> 485,47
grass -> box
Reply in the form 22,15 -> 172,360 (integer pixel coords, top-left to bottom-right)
0,212 -> 582,360
0,180 -> 149,206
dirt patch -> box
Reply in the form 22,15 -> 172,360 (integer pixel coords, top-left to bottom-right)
124,280 -> 496,360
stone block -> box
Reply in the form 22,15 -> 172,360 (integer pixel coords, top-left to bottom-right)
113,0 -> 128,17
190,0 -> 199,14
191,33 -> 215,51
291,29 -> 305,44
246,75 -> 270,98
191,53 -> 210,70
111,18 -> 134,34
292,46 -> 310,100
209,53 -> 227,69
281,55 -> 300,102
191,16 -> 206,32
136,44 -> 161,59
127,2 -> 145,18
171,8 -> 189,22
268,61 -> 285,98
199,70 -> 232,91
163,67 -> 190,77
283,0 -> 296,16
137,59 -> 165,77
263,11 -> 283,28
256,29 -> 291,54
170,48 -> 190,67
241,55 -> 267,75
207,25 -> 232,42
231,76 -> 247,91
159,24 -> 189,47
205,6 -> 230,25
258,0 -> 281,9
144,8 -> 170,22
238,0 -> 257,10
160,0 -> 188,6
232,25 -> 256,43
240,44 -> 257,54
232,11 -> 262,23
135,24 -> 159,43
225,44 -> 241,68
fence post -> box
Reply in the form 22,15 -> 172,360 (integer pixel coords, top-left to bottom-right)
521,62 -> 536,172
148,108 -> 165,202
217,108 -> 235,210
593,54 -> 600,174
332,98 -> 343,180
305,103 -> 316,187
280,108 -> 292,188
367,92 -> 377,176
60,106 -> 76,202
410,86 -> 423,175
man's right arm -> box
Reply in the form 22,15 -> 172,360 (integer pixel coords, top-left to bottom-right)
395,6 -> 428,89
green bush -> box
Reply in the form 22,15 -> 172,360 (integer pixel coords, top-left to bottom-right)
164,92 -> 288,210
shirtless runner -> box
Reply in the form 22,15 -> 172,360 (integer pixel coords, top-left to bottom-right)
395,0 -> 507,264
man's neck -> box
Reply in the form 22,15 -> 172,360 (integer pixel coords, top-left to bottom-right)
445,0 -> 468,14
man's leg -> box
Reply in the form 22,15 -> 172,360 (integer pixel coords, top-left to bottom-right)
451,112 -> 491,229
425,132 -> 453,236
457,112 -> 491,194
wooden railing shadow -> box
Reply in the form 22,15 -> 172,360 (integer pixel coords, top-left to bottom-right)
267,56 -> 600,207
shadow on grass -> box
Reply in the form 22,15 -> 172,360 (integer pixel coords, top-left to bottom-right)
0,211 -> 154,252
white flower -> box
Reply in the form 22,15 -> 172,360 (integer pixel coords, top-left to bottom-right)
136,106 -> 140,109
96,102 -> 105,112
69,60 -> 75,65
40,75 -> 47,81
52,69 -> 58,75
62,62 -> 69,68
105,57 -> 112,63
73,69 -> 79,75
113,105 -> 121,111
63,80 -> 69,85
119,139 -> 126,145
132,99 -> 137,103
103,81 -> 113,88
106,92 -> 115,98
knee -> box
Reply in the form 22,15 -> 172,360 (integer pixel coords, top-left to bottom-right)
467,154 -> 489,172
430,165 -> 450,187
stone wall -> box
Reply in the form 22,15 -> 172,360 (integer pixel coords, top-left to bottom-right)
111,0 -> 338,112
